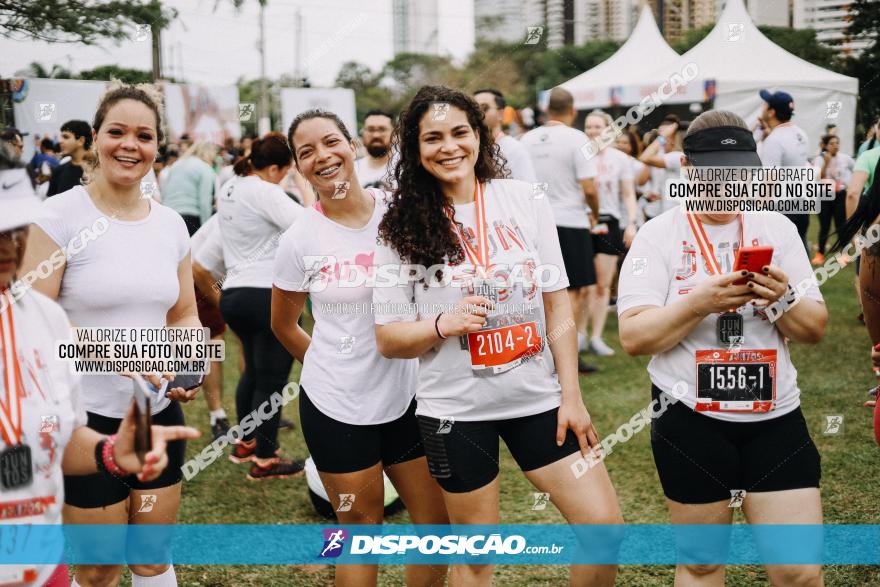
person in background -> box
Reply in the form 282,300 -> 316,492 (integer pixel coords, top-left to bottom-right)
521,87 -> 600,374
812,134 -> 854,266
825,123 -> 837,137
639,116 -> 684,221
191,215 -> 231,440
615,128 -> 650,224
218,133 -> 306,480
583,110 -> 637,357
847,139 -> 880,219
31,137 -> 60,198
354,109 -> 396,190
474,88 -> 536,182
757,89 -> 810,253
158,144 -> 179,187
858,118 -> 879,157
0,127 -> 26,163
161,140 -> 218,235
47,120 -> 92,197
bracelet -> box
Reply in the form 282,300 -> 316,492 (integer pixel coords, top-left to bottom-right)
97,434 -> 128,477
434,313 -> 447,340
766,283 -> 800,323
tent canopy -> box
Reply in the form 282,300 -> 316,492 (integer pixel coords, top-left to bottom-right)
558,6 -> 680,110
639,0 -> 858,152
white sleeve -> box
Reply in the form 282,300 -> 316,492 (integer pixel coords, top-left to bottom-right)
533,193 -> 569,292
664,151 -> 683,173
760,137 -> 783,167
192,217 -> 226,279
254,185 -> 304,231
509,141 -> 537,183
617,223 -> 671,315
372,241 -> 417,324
272,224 -> 309,292
574,139 -> 597,181
33,200 -> 72,249
619,153 -> 634,180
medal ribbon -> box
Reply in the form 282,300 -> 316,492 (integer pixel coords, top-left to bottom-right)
686,212 -> 744,276
446,178 -> 490,280
0,290 -> 23,446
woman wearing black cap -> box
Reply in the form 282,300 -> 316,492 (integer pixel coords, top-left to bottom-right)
618,110 -> 827,585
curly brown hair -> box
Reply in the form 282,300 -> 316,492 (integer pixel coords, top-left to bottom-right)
378,85 -> 509,283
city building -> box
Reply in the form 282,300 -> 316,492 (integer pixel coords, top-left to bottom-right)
792,0 -> 872,55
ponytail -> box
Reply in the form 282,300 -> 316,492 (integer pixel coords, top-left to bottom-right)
232,154 -> 253,176
233,133 -> 291,177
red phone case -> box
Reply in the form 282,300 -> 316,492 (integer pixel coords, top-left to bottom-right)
733,246 -> 774,285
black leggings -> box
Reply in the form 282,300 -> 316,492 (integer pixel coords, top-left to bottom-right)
817,189 -> 847,254
220,287 -> 294,458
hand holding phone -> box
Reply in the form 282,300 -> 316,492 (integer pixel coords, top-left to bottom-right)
733,246 -> 774,286
131,374 -> 154,464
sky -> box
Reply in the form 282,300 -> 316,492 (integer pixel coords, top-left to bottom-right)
0,0 -> 476,88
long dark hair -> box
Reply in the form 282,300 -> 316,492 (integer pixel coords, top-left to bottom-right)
377,85 -> 508,279
832,155 -> 880,253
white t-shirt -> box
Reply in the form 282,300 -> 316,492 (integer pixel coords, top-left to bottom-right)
0,289 -> 87,585
760,124 -> 809,167
593,147 -> 634,220
35,187 -> 190,417
497,134 -> 537,182
354,155 -> 396,190
273,191 -> 417,425
373,179 -> 569,421
643,150 -> 683,219
192,215 -> 225,280
520,124 -> 597,229
216,175 -> 303,290
810,153 -> 855,192
617,209 -> 823,422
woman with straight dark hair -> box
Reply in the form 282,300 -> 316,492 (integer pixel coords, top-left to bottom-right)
217,132 -> 306,480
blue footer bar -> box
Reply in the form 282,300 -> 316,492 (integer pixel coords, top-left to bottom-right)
1,525 -> 878,565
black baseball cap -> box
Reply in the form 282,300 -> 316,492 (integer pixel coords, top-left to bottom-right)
683,125 -> 762,167
759,89 -> 794,120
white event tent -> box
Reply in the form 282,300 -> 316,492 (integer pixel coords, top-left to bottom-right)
556,6 -> 687,110
639,0 -> 859,152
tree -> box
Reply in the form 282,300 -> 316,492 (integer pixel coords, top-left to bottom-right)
845,0 -> 880,128
334,62 -> 396,122
0,0 -> 176,45
17,61 -> 73,79
78,65 -> 153,85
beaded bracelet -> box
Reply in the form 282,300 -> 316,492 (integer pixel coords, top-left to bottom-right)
96,434 -> 128,477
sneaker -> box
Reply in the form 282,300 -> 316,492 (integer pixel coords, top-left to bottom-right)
211,417 -> 230,441
578,358 -> 599,374
588,337 -> 615,357
811,252 -> 825,266
229,439 -> 256,463
278,417 -> 296,430
247,458 -> 306,481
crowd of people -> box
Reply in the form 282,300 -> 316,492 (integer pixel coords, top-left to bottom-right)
0,76 -> 878,587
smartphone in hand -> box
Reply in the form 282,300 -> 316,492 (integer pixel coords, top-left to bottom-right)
131,375 -> 153,464
733,246 -> 774,286
168,373 -> 205,392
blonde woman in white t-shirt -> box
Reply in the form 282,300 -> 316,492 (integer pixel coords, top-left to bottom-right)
619,110 -> 827,586
21,82 -> 203,587
373,85 -> 622,587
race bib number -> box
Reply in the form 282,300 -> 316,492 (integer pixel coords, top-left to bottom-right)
467,322 -> 543,377
695,349 -> 776,413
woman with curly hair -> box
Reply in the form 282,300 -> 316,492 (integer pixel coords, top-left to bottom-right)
373,85 -> 622,586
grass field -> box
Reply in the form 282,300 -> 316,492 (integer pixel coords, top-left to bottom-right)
156,241 -> 880,586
